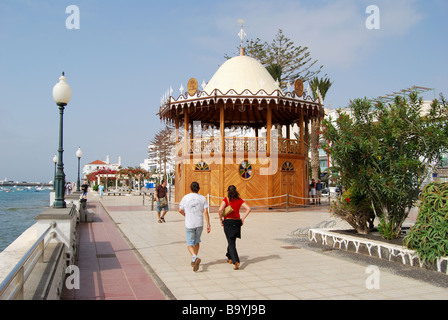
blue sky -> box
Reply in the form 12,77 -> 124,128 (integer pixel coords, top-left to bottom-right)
0,0 -> 447,182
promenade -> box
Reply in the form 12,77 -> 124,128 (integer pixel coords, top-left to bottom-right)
62,193 -> 448,300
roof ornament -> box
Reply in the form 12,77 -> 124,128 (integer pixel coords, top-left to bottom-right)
238,19 -> 246,56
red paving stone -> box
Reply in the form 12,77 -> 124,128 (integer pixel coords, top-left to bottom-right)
61,202 -> 167,300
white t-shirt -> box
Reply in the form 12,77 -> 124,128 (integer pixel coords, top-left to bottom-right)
179,192 -> 209,229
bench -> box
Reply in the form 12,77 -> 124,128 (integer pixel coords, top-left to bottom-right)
107,191 -> 122,196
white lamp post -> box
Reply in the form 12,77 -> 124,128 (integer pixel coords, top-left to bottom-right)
52,72 -> 72,208
76,147 -> 83,192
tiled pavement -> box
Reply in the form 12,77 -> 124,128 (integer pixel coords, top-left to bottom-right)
63,193 -> 448,300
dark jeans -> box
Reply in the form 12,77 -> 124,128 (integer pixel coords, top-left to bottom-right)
223,219 -> 242,264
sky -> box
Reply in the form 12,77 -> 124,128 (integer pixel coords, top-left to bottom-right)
0,0 -> 447,183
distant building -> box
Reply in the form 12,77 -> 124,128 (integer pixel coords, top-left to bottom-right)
83,155 -> 122,179
140,144 -> 175,178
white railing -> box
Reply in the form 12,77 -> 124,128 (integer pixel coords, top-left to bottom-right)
0,222 -> 57,300
176,137 -> 306,156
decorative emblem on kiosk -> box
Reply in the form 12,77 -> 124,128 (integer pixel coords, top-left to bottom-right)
239,160 -> 253,179
294,79 -> 304,96
187,78 -> 198,96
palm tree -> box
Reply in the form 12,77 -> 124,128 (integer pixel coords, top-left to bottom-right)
309,77 -> 332,100
309,77 -> 333,181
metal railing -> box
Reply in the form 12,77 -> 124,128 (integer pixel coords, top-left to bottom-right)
143,190 -> 334,212
0,222 -> 57,300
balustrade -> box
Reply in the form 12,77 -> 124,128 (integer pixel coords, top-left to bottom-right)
176,137 -> 306,157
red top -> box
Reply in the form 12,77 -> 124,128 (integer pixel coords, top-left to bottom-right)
223,197 -> 245,220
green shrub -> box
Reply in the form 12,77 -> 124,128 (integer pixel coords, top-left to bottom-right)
403,182 -> 448,265
331,187 -> 375,234
322,93 -> 448,239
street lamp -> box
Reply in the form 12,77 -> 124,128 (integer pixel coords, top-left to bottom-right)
76,147 -> 83,192
52,154 -> 58,190
52,72 -> 72,208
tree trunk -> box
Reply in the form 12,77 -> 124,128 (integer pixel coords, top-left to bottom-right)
310,118 -> 321,181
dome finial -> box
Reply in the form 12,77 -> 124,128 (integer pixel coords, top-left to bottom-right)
238,19 -> 246,56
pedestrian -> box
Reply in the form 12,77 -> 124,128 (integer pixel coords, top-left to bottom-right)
316,179 -> 323,204
98,182 -> 104,200
310,179 -> 316,204
155,180 -> 169,223
66,182 -> 72,195
218,185 -> 251,270
81,180 -> 89,199
178,182 -> 210,272
336,185 -> 343,197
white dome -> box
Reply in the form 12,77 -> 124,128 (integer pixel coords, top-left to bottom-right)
204,55 -> 281,95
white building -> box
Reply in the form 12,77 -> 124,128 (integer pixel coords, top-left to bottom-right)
83,155 -> 122,179
140,144 -> 175,178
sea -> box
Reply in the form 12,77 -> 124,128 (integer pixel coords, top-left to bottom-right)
0,186 -> 51,253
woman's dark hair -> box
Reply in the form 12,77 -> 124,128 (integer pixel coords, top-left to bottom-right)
227,185 -> 240,201
190,181 -> 200,193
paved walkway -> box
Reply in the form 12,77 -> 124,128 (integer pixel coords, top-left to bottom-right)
61,201 -> 166,300
64,194 -> 448,300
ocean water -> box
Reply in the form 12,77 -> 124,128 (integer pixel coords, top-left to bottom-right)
0,187 -> 51,253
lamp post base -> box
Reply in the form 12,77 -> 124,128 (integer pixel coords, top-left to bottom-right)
53,199 -> 67,208
53,175 -> 66,208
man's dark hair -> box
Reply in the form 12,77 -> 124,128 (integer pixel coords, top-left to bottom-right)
190,182 -> 200,193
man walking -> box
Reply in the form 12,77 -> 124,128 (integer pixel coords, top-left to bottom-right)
81,180 -> 89,199
155,180 -> 168,223
316,179 -> 323,204
179,182 -> 211,272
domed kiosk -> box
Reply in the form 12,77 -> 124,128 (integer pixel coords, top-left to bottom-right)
158,50 -> 323,208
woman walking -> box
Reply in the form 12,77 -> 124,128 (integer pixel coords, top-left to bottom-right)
218,185 -> 251,270
98,182 -> 104,200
